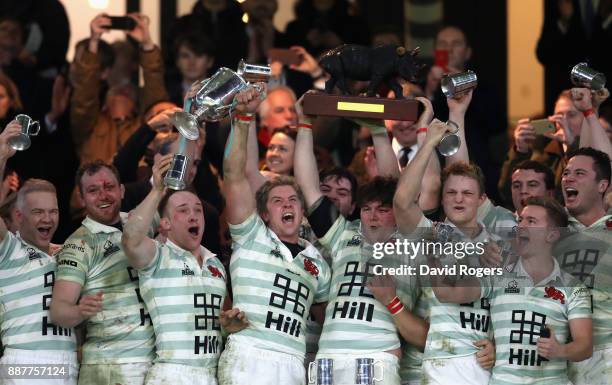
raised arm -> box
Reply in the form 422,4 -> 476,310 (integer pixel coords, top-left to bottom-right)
70,14 -> 108,152
129,13 -> 169,112
353,119 -> 400,178
446,90 -> 473,165
293,93 -> 323,209
223,85 -> 266,225
244,116 -> 267,194
122,153 -> 173,269
0,121 -> 20,217
575,88 -> 612,159
414,97 -> 441,211
394,120 -> 452,234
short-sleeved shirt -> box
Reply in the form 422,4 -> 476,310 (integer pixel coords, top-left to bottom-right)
228,213 -> 331,359
317,215 -> 420,355
56,214 -> 155,364
481,257 -> 591,385
137,239 -> 226,367
554,214 -> 612,351
0,232 -> 75,352
416,216 -> 493,361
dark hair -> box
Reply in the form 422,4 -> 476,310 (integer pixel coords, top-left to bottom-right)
441,162 -> 486,195
158,187 -> 199,217
173,34 -> 216,58
523,196 -> 568,228
357,176 -> 397,208
255,176 -> 305,218
75,160 -> 121,193
567,147 -> 611,184
436,24 -> 471,47
271,127 -> 297,142
513,160 -> 555,190
75,38 -> 115,70
319,167 -> 358,204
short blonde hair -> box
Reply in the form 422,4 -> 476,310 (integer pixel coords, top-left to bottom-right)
16,179 -> 57,210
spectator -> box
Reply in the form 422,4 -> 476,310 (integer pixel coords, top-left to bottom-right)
256,86 -> 298,153
536,0 -> 612,114
166,34 -> 215,107
428,25 -> 507,204
0,0 -> 70,75
70,13 -> 168,166
241,0 -> 289,64
261,127 -> 297,177
168,0 -> 248,72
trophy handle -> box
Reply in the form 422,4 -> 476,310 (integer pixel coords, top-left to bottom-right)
307,361 -> 316,384
30,120 -> 40,136
372,360 -> 384,382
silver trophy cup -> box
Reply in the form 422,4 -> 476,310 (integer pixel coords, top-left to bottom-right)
355,358 -> 384,385
432,120 -> 461,157
172,60 -> 271,133
308,358 -> 333,385
164,153 -> 190,190
9,114 -> 40,151
571,63 -> 606,90
441,70 -> 478,98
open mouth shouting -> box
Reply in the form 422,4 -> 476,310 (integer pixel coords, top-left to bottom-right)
281,212 -> 295,225
564,187 -> 578,204
188,225 -> 200,237
37,226 -> 53,239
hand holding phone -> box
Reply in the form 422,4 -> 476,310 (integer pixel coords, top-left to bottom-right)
267,48 -> 303,66
530,119 -> 556,136
104,16 -> 137,31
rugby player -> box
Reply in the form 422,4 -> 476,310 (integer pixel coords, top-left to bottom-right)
217,85 -> 331,385
121,153 -> 244,384
50,161 -> 155,385
0,122 -> 78,384
433,196 -> 593,384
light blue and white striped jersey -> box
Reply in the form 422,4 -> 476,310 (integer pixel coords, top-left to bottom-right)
0,232 -> 75,352
138,239 -> 226,367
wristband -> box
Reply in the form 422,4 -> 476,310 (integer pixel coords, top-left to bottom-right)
416,127 -> 428,135
583,108 -> 595,118
234,113 -> 255,122
386,296 -> 404,315
298,123 -> 312,129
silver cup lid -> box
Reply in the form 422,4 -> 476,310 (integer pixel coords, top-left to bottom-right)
171,111 -> 200,140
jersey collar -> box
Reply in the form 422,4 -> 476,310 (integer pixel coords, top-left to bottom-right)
82,212 -> 128,234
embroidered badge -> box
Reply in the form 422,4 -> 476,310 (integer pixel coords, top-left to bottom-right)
347,235 -> 361,246
304,258 -> 319,277
544,286 -> 565,304
208,265 -> 223,279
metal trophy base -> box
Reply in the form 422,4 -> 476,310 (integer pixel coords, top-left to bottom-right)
8,135 -> 32,151
302,93 -> 419,121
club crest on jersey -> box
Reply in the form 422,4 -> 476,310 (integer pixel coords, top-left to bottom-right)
347,235 -> 361,246
544,286 -> 565,304
26,247 -> 42,260
505,280 -> 520,294
182,263 -> 195,276
207,264 -> 223,279
303,258 -> 319,277
103,240 -> 120,257
270,246 -> 283,259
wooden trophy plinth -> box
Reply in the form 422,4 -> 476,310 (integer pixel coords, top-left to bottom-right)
303,93 -> 419,121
